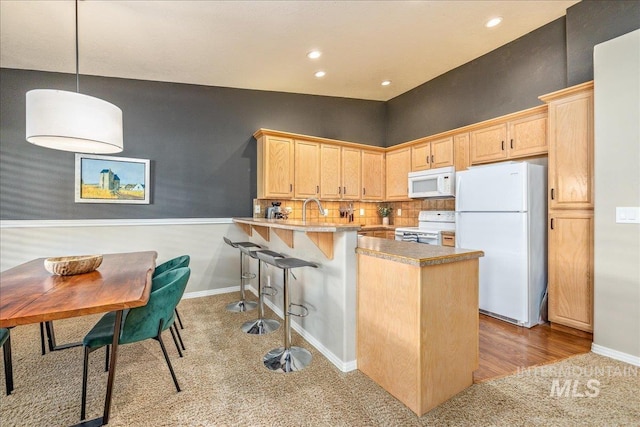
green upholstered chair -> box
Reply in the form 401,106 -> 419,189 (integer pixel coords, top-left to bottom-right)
0,328 -> 13,395
153,255 -> 190,330
80,267 -> 190,421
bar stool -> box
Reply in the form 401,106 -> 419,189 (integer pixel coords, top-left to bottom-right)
223,237 -> 260,312
241,250 -> 283,335
257,255 -> 318,373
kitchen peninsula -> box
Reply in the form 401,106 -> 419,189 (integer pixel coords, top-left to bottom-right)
233,217 -> 483,412
357,236 -> 484,416
232,217 -> 360,371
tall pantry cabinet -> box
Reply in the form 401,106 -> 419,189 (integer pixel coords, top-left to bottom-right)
540,81 -> 594,334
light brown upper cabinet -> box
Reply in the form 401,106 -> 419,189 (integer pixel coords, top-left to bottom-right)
469,107 -> 548,165
453,133 -> 470,171
361,150 -> 385,200
541,84 -> 594,210
320,144 -> 361,200
294,140 -> 321,198
470,123 -> 508,164
256,134 -> 294,199
508,112 -> 548,158
411,137 -> 454,171
386,146 -> 411,200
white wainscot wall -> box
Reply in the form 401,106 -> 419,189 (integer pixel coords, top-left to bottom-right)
0,219 -> 248,296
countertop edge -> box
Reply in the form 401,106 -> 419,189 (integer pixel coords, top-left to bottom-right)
233,217 -> 361,232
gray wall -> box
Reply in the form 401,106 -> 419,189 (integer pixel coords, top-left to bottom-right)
385,18 -> 567,146
566,0 -> 640,86
2,0 -> 639,220
0,69 -> 385,219
385,0 -> 640,146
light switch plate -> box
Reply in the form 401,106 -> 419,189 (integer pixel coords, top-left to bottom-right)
254,205 -> 261,214
616,207 -> 640,223
359,208 -> 365,216
397,208 -> 402,216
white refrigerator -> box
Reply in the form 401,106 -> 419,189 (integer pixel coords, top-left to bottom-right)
455,161 -> 547,328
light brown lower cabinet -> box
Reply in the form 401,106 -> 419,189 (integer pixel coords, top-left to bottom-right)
357,255 -> 479,416
548,210 -> 594,332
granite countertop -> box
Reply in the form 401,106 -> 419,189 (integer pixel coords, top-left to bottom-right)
233,217 -> 361,232
356,236 -> 483,267
360,225 -> 398,231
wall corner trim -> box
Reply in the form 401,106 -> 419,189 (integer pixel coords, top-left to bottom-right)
591,343 -> 640,367
0,218 -> 234,229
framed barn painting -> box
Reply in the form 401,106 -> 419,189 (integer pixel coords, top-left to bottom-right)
75,154 -> 151,204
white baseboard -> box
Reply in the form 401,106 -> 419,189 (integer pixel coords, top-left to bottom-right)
183,286 -> 239,299
591,343 -> 640,367
247,285 -> 357,373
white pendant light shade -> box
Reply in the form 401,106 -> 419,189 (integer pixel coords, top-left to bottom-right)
26,89 -> 123,154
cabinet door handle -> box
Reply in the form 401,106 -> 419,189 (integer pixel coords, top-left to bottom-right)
290,184 -> 293,192
502,141 -> 505,150
550,218 -> 554,230
551,188 -> 555,200
363,188 -> 366,195
510,139 -> 514,149
343,186 -> 346,194
426,156 -> 430,164
338,186 -> 341,194
431,154 -> 434,163
316,185 -> 319,194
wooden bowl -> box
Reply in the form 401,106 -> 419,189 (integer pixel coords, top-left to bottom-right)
44,255 -> 103,276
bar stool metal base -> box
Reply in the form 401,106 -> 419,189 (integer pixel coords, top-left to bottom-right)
241,318 -> 280,335
263,346 -> 312,373
225,300 -> 257,312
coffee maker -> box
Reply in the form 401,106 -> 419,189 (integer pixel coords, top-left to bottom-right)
265,202 -> 282,219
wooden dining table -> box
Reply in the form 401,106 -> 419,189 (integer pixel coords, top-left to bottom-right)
0,251 -> 157,426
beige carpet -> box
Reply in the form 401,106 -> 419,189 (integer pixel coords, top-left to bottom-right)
1,293 -> 638,426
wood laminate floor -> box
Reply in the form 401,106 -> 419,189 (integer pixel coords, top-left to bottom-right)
474,314 -> 593,383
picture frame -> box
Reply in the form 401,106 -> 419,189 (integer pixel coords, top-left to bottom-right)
75,154 -> 151,204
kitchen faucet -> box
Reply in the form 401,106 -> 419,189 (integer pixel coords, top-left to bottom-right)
302,198 -> 326,222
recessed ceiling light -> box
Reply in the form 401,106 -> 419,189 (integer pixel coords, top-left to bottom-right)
307,50 -> 322,59
314,71 -> 326,78
381,80 -> 392,86
485,17 -> 503,28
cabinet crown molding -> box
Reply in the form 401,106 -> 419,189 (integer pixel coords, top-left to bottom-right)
539,81 -> 594,103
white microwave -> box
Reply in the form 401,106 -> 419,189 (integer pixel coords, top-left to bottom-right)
408,166 -> 455,198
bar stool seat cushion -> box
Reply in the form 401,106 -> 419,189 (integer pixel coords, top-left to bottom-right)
250,249 -> 284,260
275,258 -> 319,270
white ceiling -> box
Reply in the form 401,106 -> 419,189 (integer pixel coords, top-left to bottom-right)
0,0 -> 579,101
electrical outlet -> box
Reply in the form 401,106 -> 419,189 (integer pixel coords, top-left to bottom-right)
254,205 -> 261,214
323,209 -> 329,216
397,208 -> 402,216
359,208 -> 365,216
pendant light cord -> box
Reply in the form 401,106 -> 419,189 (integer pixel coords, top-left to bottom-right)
75,0 -> 79,93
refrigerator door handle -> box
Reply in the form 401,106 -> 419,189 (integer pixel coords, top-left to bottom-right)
455,175 -> 463,207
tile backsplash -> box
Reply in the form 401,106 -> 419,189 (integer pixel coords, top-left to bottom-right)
254,198 -> 455,227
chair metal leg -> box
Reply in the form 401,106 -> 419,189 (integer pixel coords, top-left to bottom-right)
169,325 -> 183,358
173,323 -> 185,351
81,346 -> 91,420
157,322 -> 181,392
3,334 -> 13,395
105,345 -> 110,372
175,308 -> 184,329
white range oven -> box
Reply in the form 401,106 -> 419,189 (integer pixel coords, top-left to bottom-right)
394,210 -> 455,245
